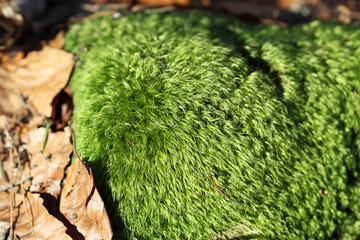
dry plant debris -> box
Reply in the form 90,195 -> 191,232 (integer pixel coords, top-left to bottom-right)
0,117 -> 72,239
0,46 -> 74,118
0,116 -> 112,238
0,192 -> 71,240
22,127 -> 73,197
0,23 -> 112,238
60,157 -> 113,240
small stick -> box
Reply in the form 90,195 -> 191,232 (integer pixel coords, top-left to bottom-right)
0,139 -> 9,182
23,191 -> 35,234
4,129 -> 15,239
20,169 -> 34,234
0,157 -> 8,182
5,129 -> 35,234
10,139 -> 35,234
71,129 -> 82,160
210,171 -> 242,205
9,190 -> 14,239
0,177 -> 32,191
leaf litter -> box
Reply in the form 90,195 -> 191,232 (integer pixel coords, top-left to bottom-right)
22,127 -> 73,197
59,155 -> 113,240
0,191 -> 71,240
0,23 -> 112,239
0,45 -> 74,118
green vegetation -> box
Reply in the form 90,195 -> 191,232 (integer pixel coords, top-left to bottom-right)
64,10 -> 360,239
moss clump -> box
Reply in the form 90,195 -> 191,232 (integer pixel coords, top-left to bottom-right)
64,10 -> 360,239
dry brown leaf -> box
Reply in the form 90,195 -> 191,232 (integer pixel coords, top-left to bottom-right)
0,117 -> 31,193
19,115 -> 45,138
335,4 -> 351,23
0,50 -> 25,62
60,158 -> 113,240
0,191 -> 23,221
48,31 -> 65,49
22,127 -> 72,197
0,46 -> 74,117
276,0 -> 303,10
0,220 -> 9,239
1,126 -> 72,198
0,191 -> 71,239
0,114 -> 10,130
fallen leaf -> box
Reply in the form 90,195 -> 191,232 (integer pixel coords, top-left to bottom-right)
0,190 -> 23,222
0,114 -> 9,135
0,46 -> 74,117
19,115 -> 45,138
0,50 -> 25,62
0,119 -> 31,193
60,157 -> 113,240
22,127 -> 72,198
0,191 -> 71,239
48,31 -> 65,49
0,220 -> 9,239
276,0 -> 303,10
335,4 -> 351,23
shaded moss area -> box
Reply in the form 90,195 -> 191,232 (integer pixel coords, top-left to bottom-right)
64,10 -> 360,239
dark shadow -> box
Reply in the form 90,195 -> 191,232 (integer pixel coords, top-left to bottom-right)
203,11 -> 285,98
83,157 -> 128,240
40,192 -> 85,240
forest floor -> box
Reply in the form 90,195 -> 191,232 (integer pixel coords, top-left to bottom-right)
0,0 -> 359,239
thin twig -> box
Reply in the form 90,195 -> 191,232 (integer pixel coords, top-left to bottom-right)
0,176 -> 32,191
23,191 -> 34,234
71,129 -> 82,160
4,129 -> 15,239
5,129 -> 35,235
0,139 -> 9,182
0,156 -> 9,182
9,189 -> 14,239
20,180 -> 34,234
20,94 -> 38,117
210,171 -> 242,205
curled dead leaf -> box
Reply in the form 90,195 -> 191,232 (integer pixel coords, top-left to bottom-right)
48,30 -> 65,49
0,46 -> 74,117
335,4 -> 351,23
60,158 -> 113,240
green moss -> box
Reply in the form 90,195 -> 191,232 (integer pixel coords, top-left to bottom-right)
64,10 -> 360,239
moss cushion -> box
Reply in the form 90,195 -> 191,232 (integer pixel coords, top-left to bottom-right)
64,10 -> 360,239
